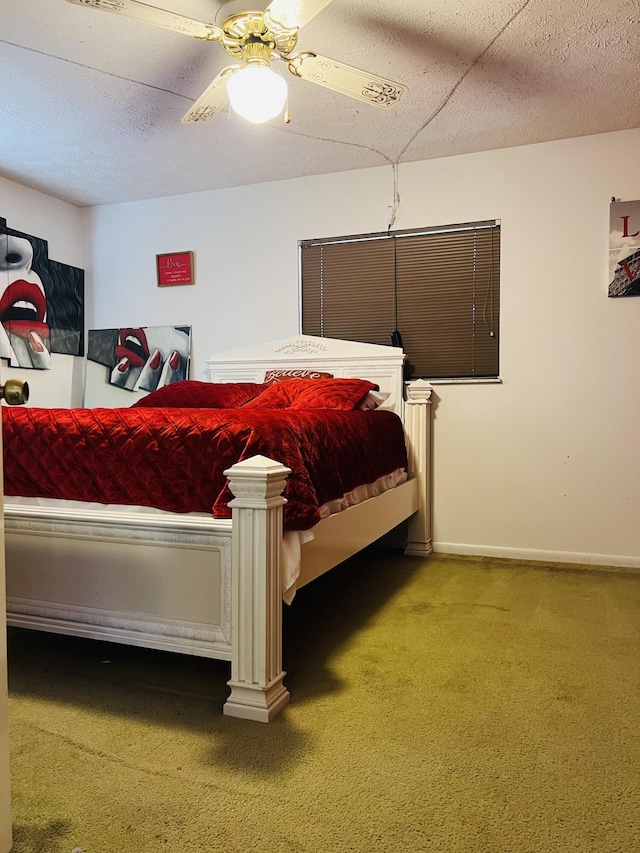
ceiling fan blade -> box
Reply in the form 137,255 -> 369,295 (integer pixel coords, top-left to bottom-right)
65,0 -> 223,41
265,0 -> 334,31
182,67 -> 237,123
287,52 -> 406,109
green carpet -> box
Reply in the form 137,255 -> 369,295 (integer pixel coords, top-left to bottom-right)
6,550 -> 640,853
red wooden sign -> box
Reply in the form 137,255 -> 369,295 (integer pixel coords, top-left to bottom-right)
156,251 -> 195,287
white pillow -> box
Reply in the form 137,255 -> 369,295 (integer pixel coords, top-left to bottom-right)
359,390 -> 390,410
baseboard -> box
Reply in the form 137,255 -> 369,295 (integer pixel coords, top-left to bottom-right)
433,542 -> 640,571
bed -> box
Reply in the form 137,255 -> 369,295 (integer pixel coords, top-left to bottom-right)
2,335 -> 432,721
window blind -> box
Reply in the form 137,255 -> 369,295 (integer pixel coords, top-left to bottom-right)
299,220 -> 500,380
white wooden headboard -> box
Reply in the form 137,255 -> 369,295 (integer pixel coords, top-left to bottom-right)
206,335 -> 406,416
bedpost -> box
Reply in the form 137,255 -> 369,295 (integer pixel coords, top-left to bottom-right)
223,455 -> 291,722
404,379 -> 433,558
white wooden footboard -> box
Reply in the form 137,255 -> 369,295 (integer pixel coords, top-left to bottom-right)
4,455 -> 293,722
5,507 -> 234,658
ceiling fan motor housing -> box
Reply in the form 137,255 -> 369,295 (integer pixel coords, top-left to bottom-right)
220,11 -> 298,61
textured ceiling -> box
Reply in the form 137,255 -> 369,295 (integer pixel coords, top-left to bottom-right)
1,0 -> 639,207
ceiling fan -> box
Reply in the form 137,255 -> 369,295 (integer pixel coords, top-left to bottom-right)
64,0 -> 407,124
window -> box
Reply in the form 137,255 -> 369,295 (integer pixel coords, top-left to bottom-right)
299,220 -> 500,381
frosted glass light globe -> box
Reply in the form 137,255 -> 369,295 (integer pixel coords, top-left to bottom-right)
227,64 -> 287,124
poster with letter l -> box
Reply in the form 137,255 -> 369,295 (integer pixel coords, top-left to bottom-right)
609,199 -> 640,297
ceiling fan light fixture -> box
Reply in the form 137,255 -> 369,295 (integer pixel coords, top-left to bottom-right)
227,63 -> 288,124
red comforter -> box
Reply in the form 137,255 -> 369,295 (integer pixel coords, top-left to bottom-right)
2,406 -> 408,531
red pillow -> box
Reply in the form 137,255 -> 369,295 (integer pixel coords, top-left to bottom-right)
242,378 -> 378,410
131,381 -> 268,409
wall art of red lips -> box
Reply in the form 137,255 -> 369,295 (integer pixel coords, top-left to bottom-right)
0,280 -> 49,338
115,327 -> 149,368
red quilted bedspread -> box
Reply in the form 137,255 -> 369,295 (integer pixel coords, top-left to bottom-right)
2,407 -> 408,531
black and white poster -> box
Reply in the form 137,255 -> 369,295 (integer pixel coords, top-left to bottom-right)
0,217 -> 84,368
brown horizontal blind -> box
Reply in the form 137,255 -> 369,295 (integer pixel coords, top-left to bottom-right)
301,237 -> 396,346
397,225 -> 500,379
300,221 -> 500,380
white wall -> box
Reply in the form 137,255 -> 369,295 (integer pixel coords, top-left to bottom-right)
1,177 -> 87,407
85,128 -> 639,567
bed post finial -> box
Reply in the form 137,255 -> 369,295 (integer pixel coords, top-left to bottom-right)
404,380 -> 433,558
223,455 -> 292,722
